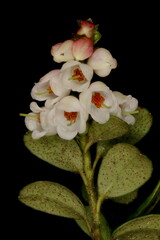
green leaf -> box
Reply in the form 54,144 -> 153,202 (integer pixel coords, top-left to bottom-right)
111,189 -> 138,204
19,181 -> 86,220
128,180 -> 160,219
23,131 -> 83,172
81,184 -> 89,203
86,116 -> 129,150
95,108 -> 153,160
111,214 -> 160,240
98,143 -> 153,198
75,206 -> 111,239
119,107 -> 153,144
111,229 -> 160,240
100,214 -> 111,240
96,140 -> 114,159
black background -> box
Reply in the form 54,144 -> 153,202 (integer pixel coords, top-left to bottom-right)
5,2 -> 160,239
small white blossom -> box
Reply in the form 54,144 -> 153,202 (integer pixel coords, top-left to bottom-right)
80,81 -> 118,124
60,61 -> 93,92
25,102 -> 57,139
48,96 -> 88,140
31,70 -> 70,108
87,48 -> 117,77
113,91 -> 138,125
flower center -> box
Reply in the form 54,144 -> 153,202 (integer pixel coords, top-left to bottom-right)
92,92 -> 112,109
64,111 -> 78,126
35,86 -> 53,95
91,92 -> 105,108
68,68 -> 85,82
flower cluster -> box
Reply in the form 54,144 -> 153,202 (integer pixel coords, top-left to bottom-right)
21,19 -> 138,140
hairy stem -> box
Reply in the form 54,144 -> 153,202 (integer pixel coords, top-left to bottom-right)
79,135 -> 102,240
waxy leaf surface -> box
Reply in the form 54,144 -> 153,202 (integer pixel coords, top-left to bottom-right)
19,181 -> 86,220
87,116 -> 129,149
98,143 -> 153,198
24,132 -> 83,172
111,214 -> 160,240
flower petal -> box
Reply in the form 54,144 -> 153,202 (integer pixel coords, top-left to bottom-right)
77,20 -> 95,38
51,40 -> 74,63
72,38 -> 94,61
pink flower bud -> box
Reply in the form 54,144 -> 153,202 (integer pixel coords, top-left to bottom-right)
72,38 -> 94,61
51,40 -> 74,63
77,20 -> 95,38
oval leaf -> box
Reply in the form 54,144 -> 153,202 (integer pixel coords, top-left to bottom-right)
111,189 -> 138,204
119,107 -> 153,144
98,143 -> 153,198
23,131 -> 83,172
112,229 -> 160,240
86,116 -> 129,150
19,181 -> 86,220
112,214 -> 160,239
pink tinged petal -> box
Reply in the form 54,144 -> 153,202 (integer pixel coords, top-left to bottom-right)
73,38 -> 94,61
51,40 -> 74,63
77,20 -> 95,38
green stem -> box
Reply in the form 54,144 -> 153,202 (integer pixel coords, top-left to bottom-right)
92,153 -> 102,174
79,135 -> 102,240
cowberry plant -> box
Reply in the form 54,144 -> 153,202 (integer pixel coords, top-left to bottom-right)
19,19 -> 160,240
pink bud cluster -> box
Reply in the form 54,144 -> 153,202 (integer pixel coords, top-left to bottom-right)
51,20 -> 95,62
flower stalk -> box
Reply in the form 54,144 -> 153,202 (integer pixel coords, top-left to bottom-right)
79,135 -> 103,240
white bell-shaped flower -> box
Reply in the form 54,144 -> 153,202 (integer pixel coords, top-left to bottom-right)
48,95 -> 88,140
31,70 -> 57,101
60,61 -> 93,92
24,102 -> 57,139
87,48 -> 117,77
113,91 -> 138,125
31,69 -> 70,108
80,81 -> 118,124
